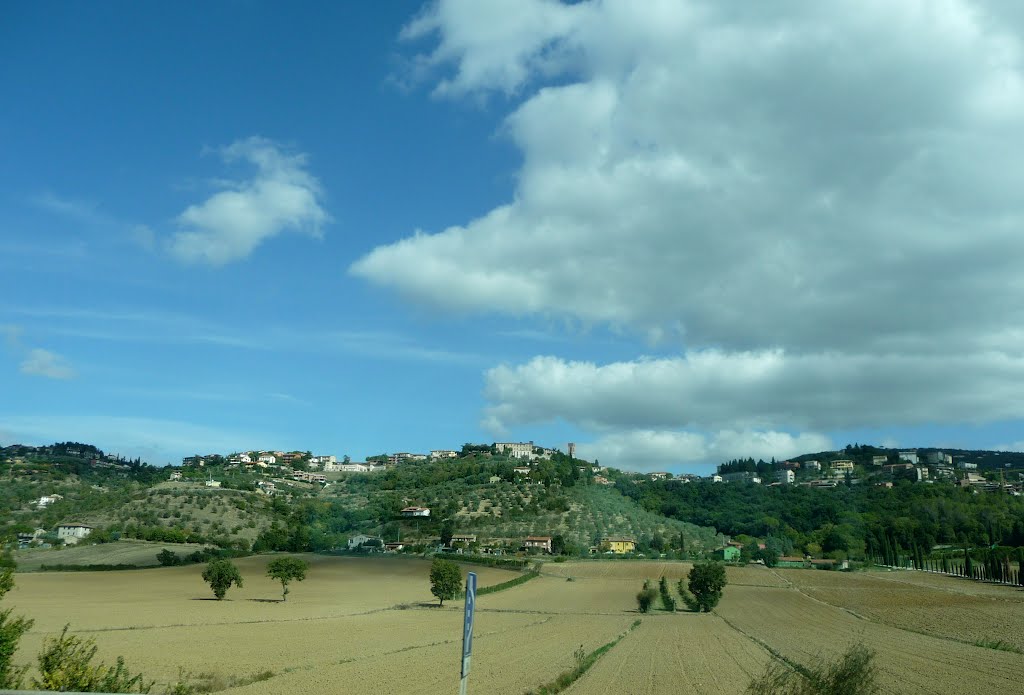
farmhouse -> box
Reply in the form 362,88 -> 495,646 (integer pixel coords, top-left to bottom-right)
713,546 -> 741,562
600,537 -> 636,554
451,534 -> 477,547
348,534 -> 382,550
400,506 -> 431,518
523,536 -> 553,553
56,523 -> 93,545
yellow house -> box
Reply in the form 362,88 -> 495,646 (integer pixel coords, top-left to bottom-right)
600,537 -> 636,554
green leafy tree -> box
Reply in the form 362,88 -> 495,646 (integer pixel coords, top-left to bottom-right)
0,568 -> 34,689
201,559 -> 244,600
266,557 -> 308,602
686,561 -> 727,612
33,625 -> 153,693
429,558 -> 462,606
439,520 -> 455,547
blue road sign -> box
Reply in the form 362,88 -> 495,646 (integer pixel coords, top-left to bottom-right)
461,572 -> 477,678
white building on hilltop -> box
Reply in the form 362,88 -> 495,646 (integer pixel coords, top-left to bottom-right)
496,441 -> 535,460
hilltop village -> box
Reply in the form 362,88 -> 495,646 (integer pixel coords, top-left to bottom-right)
3,440 -> 1023,569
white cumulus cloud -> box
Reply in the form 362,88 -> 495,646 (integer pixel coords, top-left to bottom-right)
169,137 -> 329,265
357,0 -> 1024,467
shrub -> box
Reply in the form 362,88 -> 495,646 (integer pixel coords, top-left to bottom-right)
636,579 -> 658,613
0,568 -> 34,689
745,643 -> 878,695
658,576 -> 676,612
33,625 -> 153,693
156,549 -> 181,567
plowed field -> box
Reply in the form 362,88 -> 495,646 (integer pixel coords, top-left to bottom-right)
8,556 -> 1024,694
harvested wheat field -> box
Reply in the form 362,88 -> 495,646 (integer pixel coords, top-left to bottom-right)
8,556 -> 1024,694
776,566 -> 1024,652
566,614 -> 771,695
717,584 -> 1024,694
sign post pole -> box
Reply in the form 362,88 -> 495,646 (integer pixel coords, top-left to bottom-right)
459,571 -> 477,695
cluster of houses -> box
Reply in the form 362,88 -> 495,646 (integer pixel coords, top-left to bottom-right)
346,527 -> 639,556
181,441 -> 570,473
16,522 -> 93,549
628,450 -> 1020,494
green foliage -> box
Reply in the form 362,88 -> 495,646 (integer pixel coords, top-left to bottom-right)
0,569 -> 34,689
745,643 -> 878,695
475,570 -> 540,597
157,549 -> 182,566
266,557 -> 308,601
429,558 -> 462,606
617,475 -> 1024,561
201,559 -> 243,600
658,576 -> 676,611
33,625 -> 153,693
686,561 -> 727,612
636,579 -> 658,613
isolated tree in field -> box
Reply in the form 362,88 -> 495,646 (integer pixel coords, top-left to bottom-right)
202,559 -> 244,600
0,568 -> 34,689
429,558 -> 462,606
685,561 -> 727,612
266,557 -> 308,602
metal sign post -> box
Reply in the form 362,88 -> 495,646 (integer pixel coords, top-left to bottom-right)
459,571 -> 477,695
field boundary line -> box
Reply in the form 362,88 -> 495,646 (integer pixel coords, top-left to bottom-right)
524,618 -> 643,695
714,610 -> 809,679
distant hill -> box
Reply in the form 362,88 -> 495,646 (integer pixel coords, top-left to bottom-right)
1,446 -> 722,560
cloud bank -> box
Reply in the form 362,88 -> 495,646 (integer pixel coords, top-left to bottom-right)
170,137 -> 329,265
355,0 -> 1024,468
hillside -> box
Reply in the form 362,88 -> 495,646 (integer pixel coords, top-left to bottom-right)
325,471 -> 721,550
1,450 -> 723,560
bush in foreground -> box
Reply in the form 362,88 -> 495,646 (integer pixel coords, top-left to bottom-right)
746,643 -> 878,695
0,568 -> 34,689
33,625 -> 153,693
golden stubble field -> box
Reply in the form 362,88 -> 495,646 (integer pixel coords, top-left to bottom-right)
7,556 -> 1024,694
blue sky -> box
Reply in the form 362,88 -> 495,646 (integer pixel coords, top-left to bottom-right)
4,1 -> 1024,472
